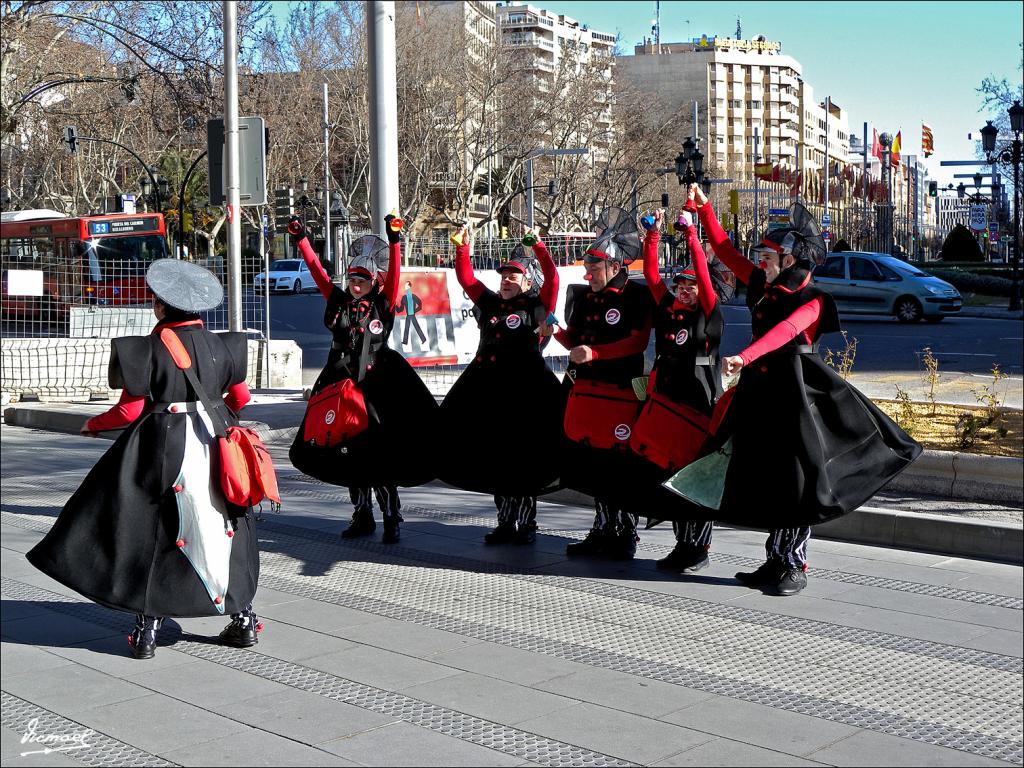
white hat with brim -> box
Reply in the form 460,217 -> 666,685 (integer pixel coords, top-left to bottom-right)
146,259 -> 224,313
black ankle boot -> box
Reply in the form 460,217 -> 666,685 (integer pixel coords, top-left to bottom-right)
341,510 -> 376,539
382,517 -> 401,544
566,529 -> 606,557
128,615 -> 162,660
514,523 -> 537,545
735,560 -> 786,588
656,545 -> 710,573
604,530 -> 639,561
220,608 -> 261,648
484,521 -> 518,545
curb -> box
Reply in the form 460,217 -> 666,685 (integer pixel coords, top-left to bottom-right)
543,488 -> 1023,565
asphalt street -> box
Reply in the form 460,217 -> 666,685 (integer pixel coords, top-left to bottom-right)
262,290 -> 1024,386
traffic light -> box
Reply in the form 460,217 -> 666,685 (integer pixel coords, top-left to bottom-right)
547,179 -> 559,196
273,186 -> 294,233
661,193 -> 670,208
63,126 -> 78,155
729,189 -> 739,216
928,180 -> 938,197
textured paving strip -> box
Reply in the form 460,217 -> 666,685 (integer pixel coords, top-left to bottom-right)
1,691 -> 175,767
0,579 -> 636,768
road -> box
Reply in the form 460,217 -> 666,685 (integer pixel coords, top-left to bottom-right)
263,289 -> 1024,387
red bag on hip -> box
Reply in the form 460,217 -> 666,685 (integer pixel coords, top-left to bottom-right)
303,378 -> 369,447
630,392 -> 711,472
564,379 -> 642,450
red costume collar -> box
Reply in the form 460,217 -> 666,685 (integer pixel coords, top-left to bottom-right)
769,269 -> 812,294
153,319 -> 204,332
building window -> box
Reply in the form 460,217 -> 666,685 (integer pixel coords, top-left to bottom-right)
746,100 -> 761,109
730,99 -> 742,109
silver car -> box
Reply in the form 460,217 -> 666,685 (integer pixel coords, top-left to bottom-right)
812,251 -> 961,323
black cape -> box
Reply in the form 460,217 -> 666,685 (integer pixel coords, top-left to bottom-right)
27,325 -> 259,617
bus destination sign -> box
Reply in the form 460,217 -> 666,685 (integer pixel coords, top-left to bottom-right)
88,217 -> 158,236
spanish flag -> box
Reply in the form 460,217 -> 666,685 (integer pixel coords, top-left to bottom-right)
891,130 -> 902,167
922,123 -> 934,158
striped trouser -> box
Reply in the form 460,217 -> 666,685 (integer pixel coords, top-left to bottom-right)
593,498 -> 638,537
494,496 -> 537,528
672,520 -> 714,552
766,527 -> 812,569
350,485 -> 402,521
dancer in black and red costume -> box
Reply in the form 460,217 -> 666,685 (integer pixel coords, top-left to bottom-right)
665,187 -> 920,595
555,208 -> 654,561
288,215 -> 438,544
28,259 -> 262,659
632,198 -> 723,574
439,226 -> 564,544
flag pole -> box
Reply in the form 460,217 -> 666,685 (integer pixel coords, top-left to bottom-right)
824,96 -> 830,224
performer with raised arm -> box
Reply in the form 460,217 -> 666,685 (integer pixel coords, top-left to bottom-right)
664,188 -> 920,596
555,208 -> 654,561
630,194 -> 724,574
28,260 -> 262,659
289,215 -> 438,544
439,226 -> 564,544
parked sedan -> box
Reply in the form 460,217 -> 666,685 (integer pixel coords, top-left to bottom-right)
253,259 -> 314,294
812,251 -> 961,323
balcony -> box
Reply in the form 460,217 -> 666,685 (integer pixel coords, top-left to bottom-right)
501,12 -> 541,28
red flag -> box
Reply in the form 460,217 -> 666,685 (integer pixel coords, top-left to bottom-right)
789,171 -> 802,197
871,129 -> 882,160
755,162 -> 774,181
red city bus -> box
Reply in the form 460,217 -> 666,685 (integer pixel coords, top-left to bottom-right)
1,210 -> 168,326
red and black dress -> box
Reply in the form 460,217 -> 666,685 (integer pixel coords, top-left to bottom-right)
439,240 -> 564,531
288,236 -> 438,492
27,321 -> 259,619
672,203 -> 921,561
555,269 -> 654,539
629,222 -> 723,553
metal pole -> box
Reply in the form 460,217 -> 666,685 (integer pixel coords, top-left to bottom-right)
322,82 -> 333,277
753,127 -> 760,248
1012,140 -> 1021,311
259,204 -> 270,387
862,122 -> 868,231
367,1 -> 400,238
177,150 -> 208,260
823,96 -> 830,221
526,155 -> 534,229
223,0 -> 242,332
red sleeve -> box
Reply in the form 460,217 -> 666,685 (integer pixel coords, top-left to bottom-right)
697,203 -> 756,286
683,225 -> 717,317
553,327 -> 577,349
642,231 -> 667,303
533,239 -> 558,313
224,381 -> 251,414
739,297 -> 823,365
84,390 -> 146,432
454,242 -> 486,303
590,319 -> 652,361
295,236 -> 334,300
382,242 -> 401,310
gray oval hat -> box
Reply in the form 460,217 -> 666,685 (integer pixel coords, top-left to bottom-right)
146,259 -> 224,312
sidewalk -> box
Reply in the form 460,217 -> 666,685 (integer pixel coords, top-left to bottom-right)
1,425 -> 1021,767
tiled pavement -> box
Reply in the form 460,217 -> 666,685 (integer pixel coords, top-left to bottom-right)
1,425 -> 1021,767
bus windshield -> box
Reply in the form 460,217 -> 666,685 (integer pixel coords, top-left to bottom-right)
83,234 -> 167,281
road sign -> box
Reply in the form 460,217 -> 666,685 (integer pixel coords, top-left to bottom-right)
969,205 -> 987,232
208,116 -> 268,207
821,213 -> 832,226
767,208 -> 789,215
822,231 -> 831,241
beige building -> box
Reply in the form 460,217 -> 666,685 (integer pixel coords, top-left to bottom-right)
616,34 -> 851,197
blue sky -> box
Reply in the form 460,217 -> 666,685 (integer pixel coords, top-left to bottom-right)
268,1 -> 1022,187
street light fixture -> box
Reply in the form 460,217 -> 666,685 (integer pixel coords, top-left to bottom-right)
674,137 -> 705,186
981,99 -> 1023,311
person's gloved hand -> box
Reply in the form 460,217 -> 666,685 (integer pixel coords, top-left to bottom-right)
384,213 -> 403,245
287,216 -> 306,239
676,210 -> 694,231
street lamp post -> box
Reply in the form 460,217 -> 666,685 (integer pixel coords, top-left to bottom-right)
980,99 -> 1023,311
177,151 -> 209,259
524,147 -> 588,229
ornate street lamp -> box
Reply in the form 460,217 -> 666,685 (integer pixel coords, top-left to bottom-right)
981,100 -> 1023,310
674,137 -> 704,186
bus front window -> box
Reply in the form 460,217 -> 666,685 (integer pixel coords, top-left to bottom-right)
83,235 -> 167,282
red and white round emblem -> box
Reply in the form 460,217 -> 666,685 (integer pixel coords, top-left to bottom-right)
368,319 -> 384,335
325,410 -> 336,425
675,328 -> 689,346
505,314 -> 522,329
614,423 -> 631,441
605,308 -> 621,325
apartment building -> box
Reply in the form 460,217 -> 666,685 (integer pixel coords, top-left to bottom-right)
616,34 -> 850,196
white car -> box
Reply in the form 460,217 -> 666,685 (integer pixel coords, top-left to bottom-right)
253,259 -> 314,294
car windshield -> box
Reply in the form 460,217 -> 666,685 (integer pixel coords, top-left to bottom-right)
270,260 -> 300,271
878,256 -> 926,277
